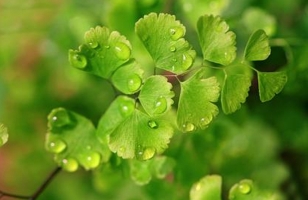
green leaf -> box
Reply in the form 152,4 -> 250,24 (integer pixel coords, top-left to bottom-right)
190,175 -> 222,200
129,156 -> 176,185
135,13 -> 196,74
111,60 -> 144,94
221,73 -> 251,114
109,109 -> 174,160
197,15 -> 236,65
257,71 -> 287,102
68,26 -> 132,79
244,29 -> 271,61
139,75 -> 175,117
177,69 -> 220,132
46,108 -> 111,172
229,179 -> 273,200
96,96 -> 136,143
0,123 -> 8,147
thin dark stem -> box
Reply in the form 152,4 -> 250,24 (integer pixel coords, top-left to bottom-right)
30,167 -> 62,200
0,191 -> 30,199
0,167 -> 61,200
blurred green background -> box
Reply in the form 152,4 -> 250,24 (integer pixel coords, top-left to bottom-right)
0,0 -> 308,199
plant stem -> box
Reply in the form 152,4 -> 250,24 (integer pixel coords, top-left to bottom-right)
30,167 -> 62,200
0,167 -> 61,200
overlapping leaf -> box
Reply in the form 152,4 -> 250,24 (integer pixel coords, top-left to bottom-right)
229,179 -> 274,200
221,73 -> 251,114
257,71 -> 287,102
46,108 -> 111,172
190,175 -> 222,200
0,123 -> 8,147
129,156 -> 175,185
177,69 -> 220,132
197,15 -> 236,65
244,29 -> 271,61
135,13 -> 196,74
111,60 -> 144,94
109,109 -> 174,160
139,75 -> 174,117
68,26 -> 132,79
96,96 -> 136,143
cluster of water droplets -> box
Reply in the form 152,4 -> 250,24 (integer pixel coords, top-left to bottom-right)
182,115 -> 213,133
70,38 -> 132,70
168,26 -> 194,72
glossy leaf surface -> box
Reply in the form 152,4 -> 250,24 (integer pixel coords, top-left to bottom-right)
177,69 -> 220,132
139,75 -> 174,117
46,108 -> 111,171
135,13 -> 196,74
197,15 -> 236,65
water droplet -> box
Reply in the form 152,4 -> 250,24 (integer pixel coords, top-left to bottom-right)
172,58 -> 177,62
119,100 -> 135,117
119,146 -> 126,154
62,158 -> 78,172
200,116 -> 213,128
169,27 -> 185,40
224,51 -> 233,63
88,41 -> 98,48
127,74 -> 142,92
80,151 -> 101,170
47,139 -> 67,153
49,108 -> 72,127
182,53 -> 193,70
104,45 -> 110,49
154,96 -> 167,114
170,46 -> 176,52
148,120 -> 158,129
182,122 -> 195,132
114,42 -> 131,60
239,182 -> 251,194
136,145 -> 156,160
70,52 -> 87,69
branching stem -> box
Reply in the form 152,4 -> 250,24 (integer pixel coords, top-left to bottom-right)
0,167 -> 61,200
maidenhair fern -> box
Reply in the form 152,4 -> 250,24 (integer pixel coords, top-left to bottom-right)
43,12 -> 287,199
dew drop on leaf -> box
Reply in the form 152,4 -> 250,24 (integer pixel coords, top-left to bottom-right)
80,151 -> 101,170
136,145 -> 156,160
238,182 -> 251,194
88,41 -> 98,49
154,96 -> 168,114
70,53 -> 87,69
148,120 -> 159,129
170,46 -> 176,52
114,42 -> 131,60
119,100 -> 135,117
119,146 -> 126,154
127,74 -> 142,92
104,45 -> 110,49
200,116 -> 213,128
169,27 -> 185,40
47,139 -> 67,153
62,158 -> 79,172
49,108 -> 72,128
182,53 -> 193,70
182,122 -> 195,132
